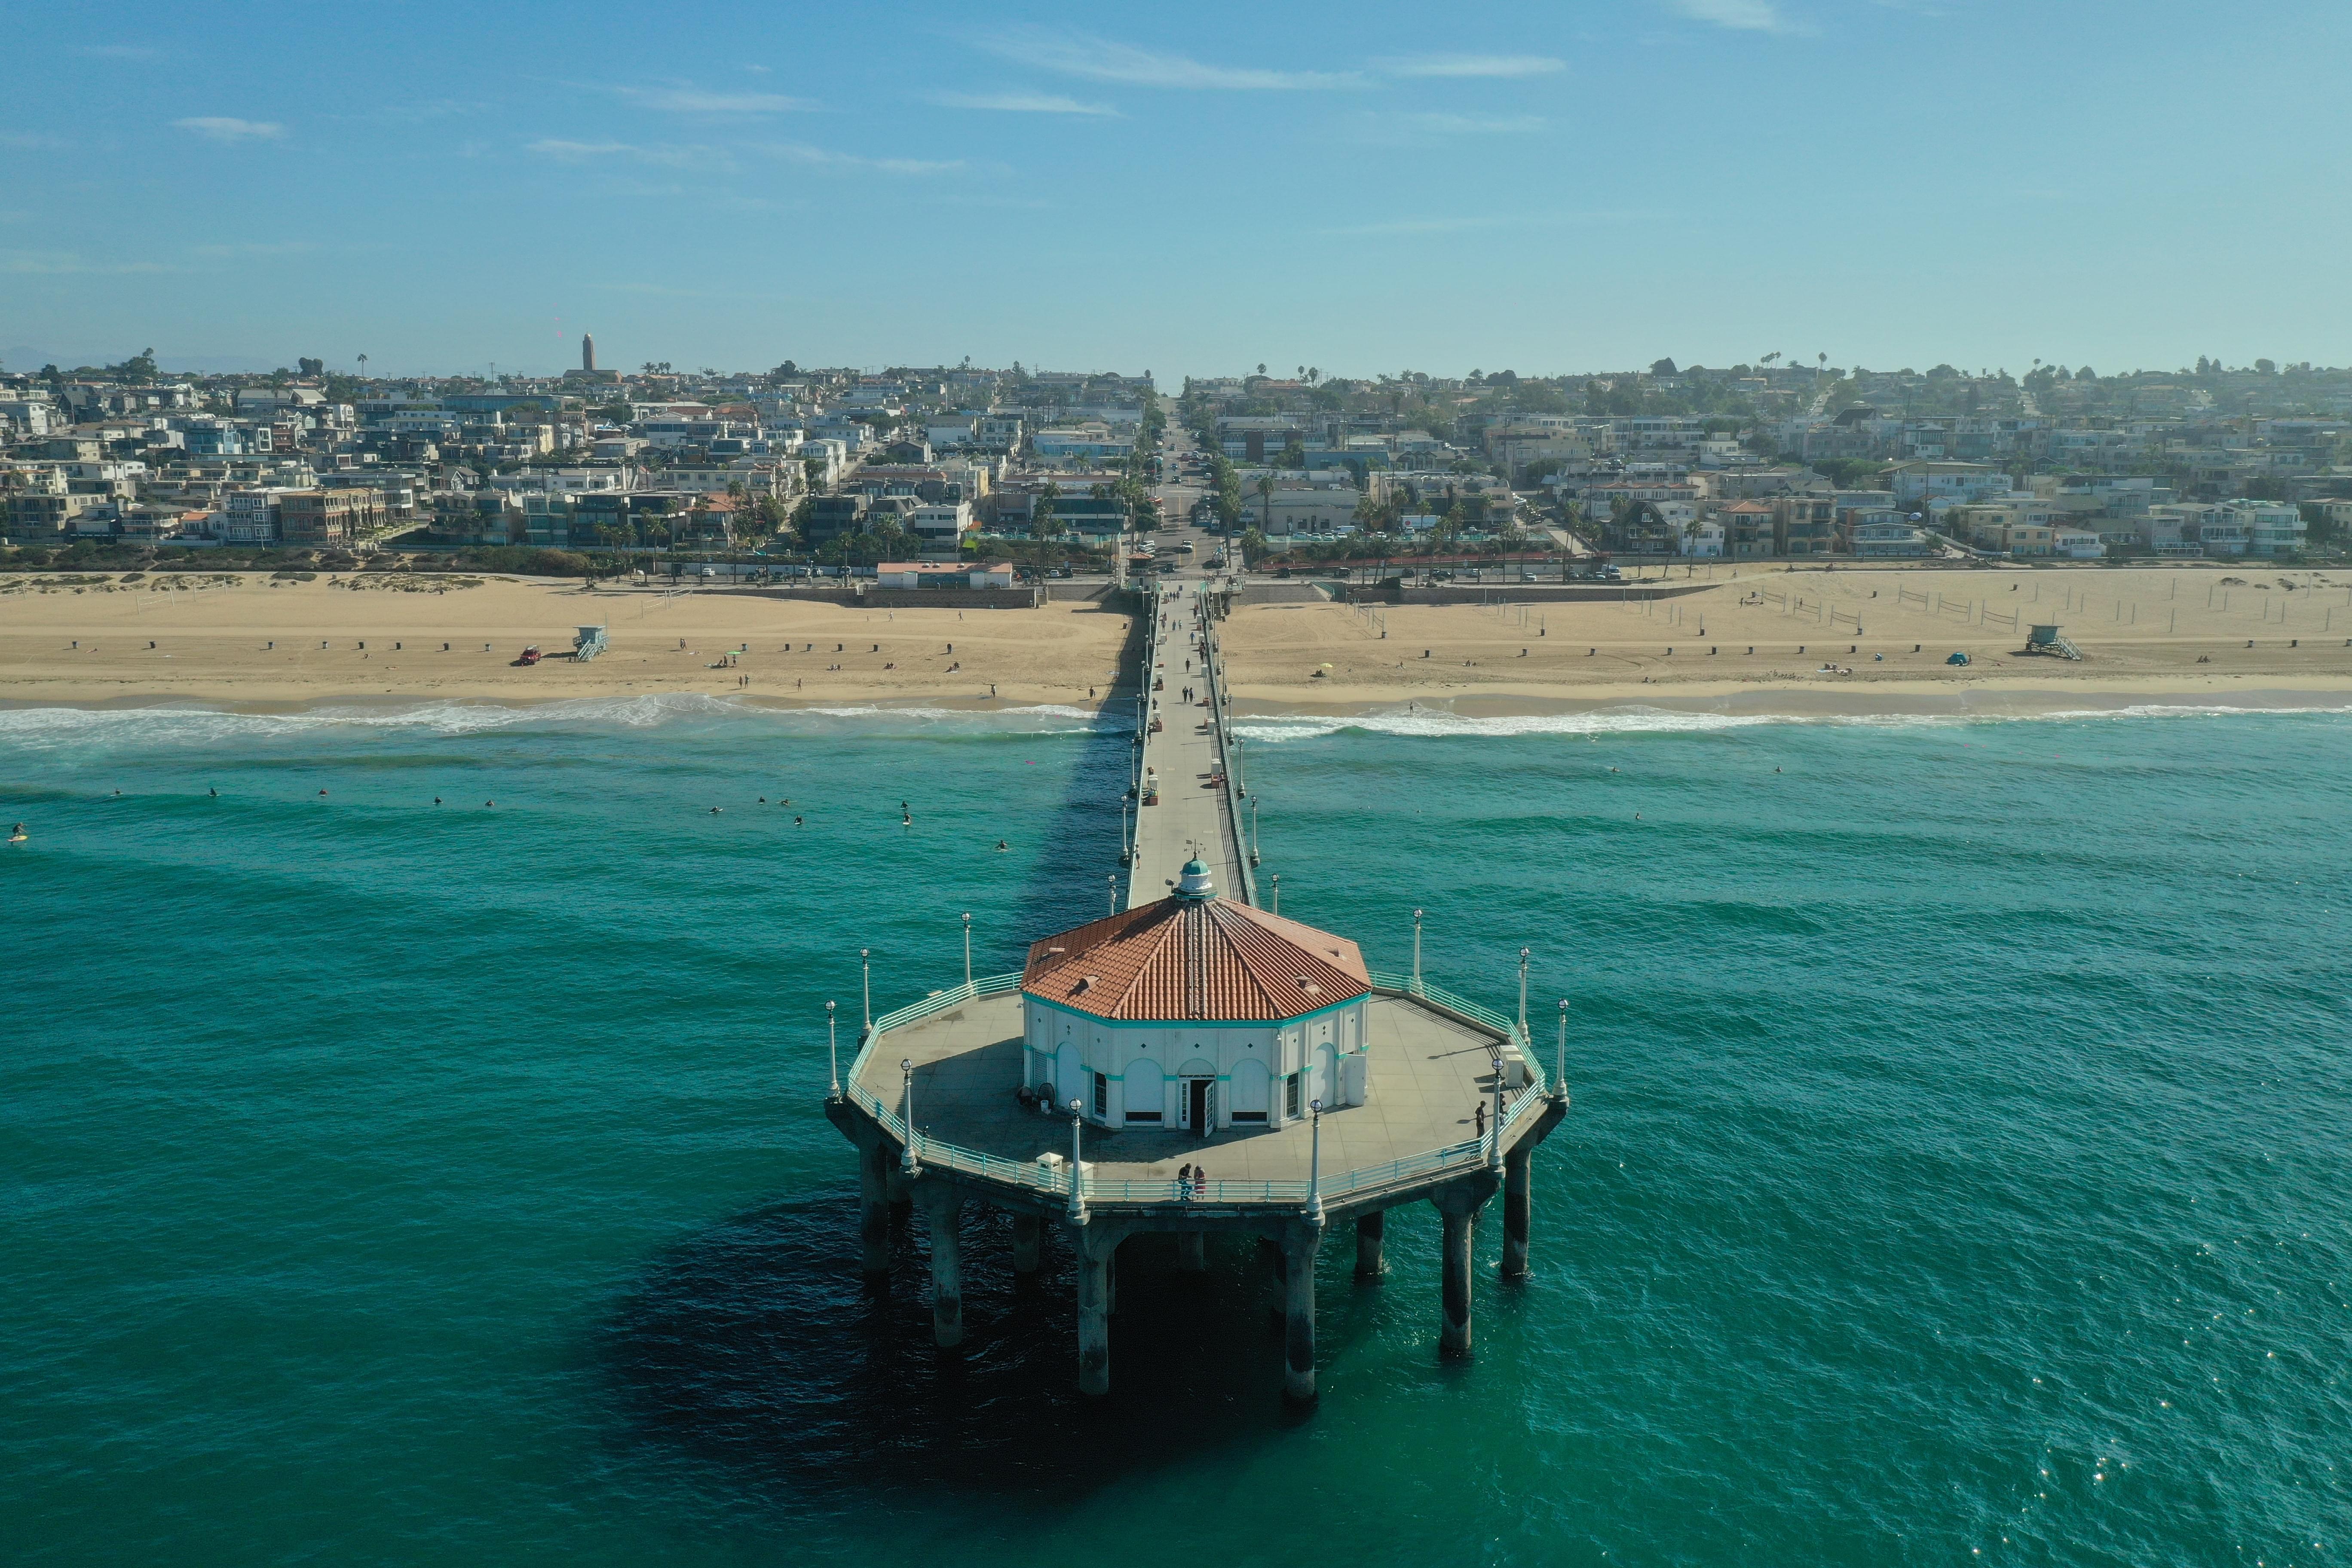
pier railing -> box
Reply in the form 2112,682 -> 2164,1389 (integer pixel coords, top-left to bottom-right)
841,971 -> 1553,1214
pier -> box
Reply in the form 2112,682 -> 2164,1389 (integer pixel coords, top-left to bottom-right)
1124,575 -> 1250,907
824,557 -> 1567,1405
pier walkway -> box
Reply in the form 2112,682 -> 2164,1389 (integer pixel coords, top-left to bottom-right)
1125,566 -> 1251,909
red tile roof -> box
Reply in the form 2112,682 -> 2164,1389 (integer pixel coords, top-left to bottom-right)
1023,897 -> 1369,1022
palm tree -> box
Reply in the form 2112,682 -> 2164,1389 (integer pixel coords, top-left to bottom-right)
1256,475 -> 1274,537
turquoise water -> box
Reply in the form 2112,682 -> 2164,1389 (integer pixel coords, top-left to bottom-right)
6,695 -> 2350,1565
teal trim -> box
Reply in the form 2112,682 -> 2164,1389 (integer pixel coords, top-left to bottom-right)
1021,988 -> 1364,1030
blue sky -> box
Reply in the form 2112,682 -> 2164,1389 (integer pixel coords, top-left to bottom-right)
4,0 -> 2349,379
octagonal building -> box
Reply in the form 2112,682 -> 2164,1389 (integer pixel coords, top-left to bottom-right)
1021,858 -> 1373,1132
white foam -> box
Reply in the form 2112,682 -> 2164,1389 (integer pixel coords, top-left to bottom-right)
1231,700 -> 2352,743
0,692 -> 1115,750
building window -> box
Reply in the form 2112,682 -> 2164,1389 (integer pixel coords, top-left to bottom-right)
1092,1072 -> 1107,1119
1285,1072 -> 1301,1118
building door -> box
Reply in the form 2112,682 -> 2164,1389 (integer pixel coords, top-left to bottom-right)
1179,1059 -> 1217,1135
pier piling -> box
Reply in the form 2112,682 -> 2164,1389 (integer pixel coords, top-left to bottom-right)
1501,1145 -> 1532,1280
923,1190 -> 965,1348
1284,1222 -> 1321,1405
1011,1213 -> 1043,1277
1076,1229 -> 1114,1396
858,1139 -> 892,1277
1434,1179 -> 1494,1357
1355,1210 -> 1386,1279
1177,1231 -> 1207,1272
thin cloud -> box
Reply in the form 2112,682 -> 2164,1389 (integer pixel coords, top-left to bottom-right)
1321,215 -> 1523,237
1339,112 -> 1548,147
529,139 -> 637,159
1316,208 -> 1649,237
190,241 -> 319,258
757,142 -> 966,175
525,139 -> 722,168
2,249 -> 175,275
1406,112 -> 1546,134
619,86 -> 817,114
1375,53 -> 1565,78
976,28 -> 1363,90
1665,0 -> 1801,32
933,91 -> 1119,116
175,117 -> 284,142
0,132 -> 67,149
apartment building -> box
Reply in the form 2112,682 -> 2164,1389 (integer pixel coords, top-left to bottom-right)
279,487 -> 384,547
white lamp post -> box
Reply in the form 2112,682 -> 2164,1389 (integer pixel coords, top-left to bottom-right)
1307,1098 -> 1325,1222
1066,1098 -> 1087,1221
961,911 -> 972,992
861,948 -> 872,1030
826,999 -> 839,1099
1518,946 -> 1530,1035
900,1057 -> 921,1175
1556,998 -> 1568,1102
1413,908 -> 1424,994
1490,1066 -> 1507,1173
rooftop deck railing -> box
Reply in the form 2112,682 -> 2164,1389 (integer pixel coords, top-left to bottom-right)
839,970 -> 1555,1214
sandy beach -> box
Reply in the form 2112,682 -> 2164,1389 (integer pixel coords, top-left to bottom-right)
1218,564 -> 2352,712
6,564 -> 2352,716
0,573 -> 1134,709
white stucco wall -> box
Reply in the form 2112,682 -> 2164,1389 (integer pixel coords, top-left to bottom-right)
1022,995 -> 1369,1129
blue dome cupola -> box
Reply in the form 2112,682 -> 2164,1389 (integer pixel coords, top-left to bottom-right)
1173,856 -> 1214,902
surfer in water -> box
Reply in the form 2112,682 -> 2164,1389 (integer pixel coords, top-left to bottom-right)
9,823 -> 25,843
995,839 -> 1009,851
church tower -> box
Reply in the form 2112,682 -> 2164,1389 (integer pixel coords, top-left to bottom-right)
581,333 -> 596,374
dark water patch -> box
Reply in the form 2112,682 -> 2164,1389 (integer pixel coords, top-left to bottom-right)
597,1195 -> 1305,1505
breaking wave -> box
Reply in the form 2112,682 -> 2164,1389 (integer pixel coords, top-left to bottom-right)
1231,699 -> 2352,744
0,694 -> 1115,750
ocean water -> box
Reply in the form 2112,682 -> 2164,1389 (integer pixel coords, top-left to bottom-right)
5,695 -> 2349,1566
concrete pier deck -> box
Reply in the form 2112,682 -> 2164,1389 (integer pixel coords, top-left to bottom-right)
1126,572 -> 1249,910
851,987 -> 1550,1216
